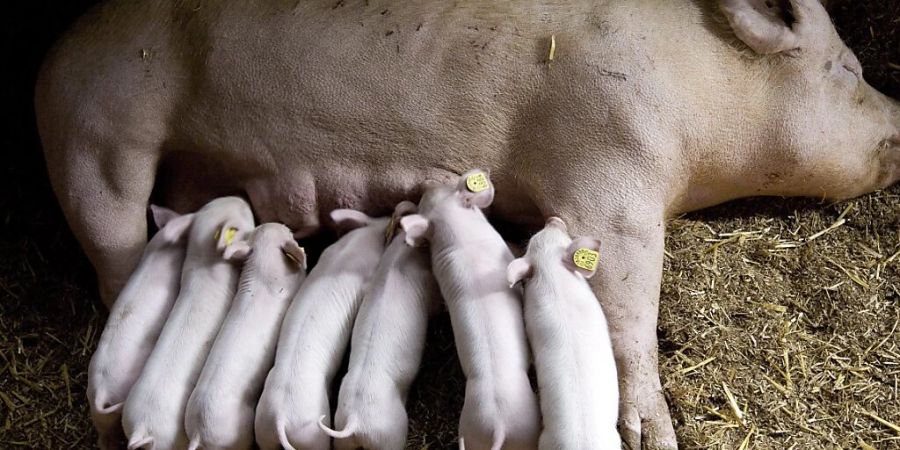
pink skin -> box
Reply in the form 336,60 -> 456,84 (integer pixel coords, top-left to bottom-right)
121,197 -> 255,450
184,223 -> 307,450
317,201 -> 439,450
508,217 -> 620,450
401,170 -> 540,450
87,206 -> 192,450
254,210 -> 389,450
36,1 -> 900,448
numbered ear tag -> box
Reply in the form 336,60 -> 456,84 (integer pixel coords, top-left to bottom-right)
573,247 -> 600,271
465,172 -> 489,193
283,248 -> 303,266
385,216 -> 397,245
223,227 -> 238,246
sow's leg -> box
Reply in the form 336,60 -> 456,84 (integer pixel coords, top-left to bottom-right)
564,206 -> 677,450
43,141 -> 158,307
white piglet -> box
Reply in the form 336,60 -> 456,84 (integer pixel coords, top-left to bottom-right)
185,223 -> 308,450
318,201 -> 440,450
401,170 -> 540,450
87,206 -> 193,450
122,196 -> 255,450
254,209 -> 389,450
508,217 -> 620,450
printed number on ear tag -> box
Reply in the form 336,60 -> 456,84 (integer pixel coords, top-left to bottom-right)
573,248 -> 599,271
224,228 -> 238,246
466,172 -> 489,193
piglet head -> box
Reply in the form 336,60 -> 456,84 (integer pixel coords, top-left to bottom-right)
224,223 -> 307,271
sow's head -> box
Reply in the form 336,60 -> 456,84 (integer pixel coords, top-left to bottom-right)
721,0 -> 899,199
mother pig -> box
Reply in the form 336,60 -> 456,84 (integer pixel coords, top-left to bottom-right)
35,0 -> 899,448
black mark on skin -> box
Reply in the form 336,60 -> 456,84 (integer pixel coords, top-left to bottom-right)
599,69 -> 628,81
825,60 -> 833,71
380,9 -> 389,15
332,0 -> 344,9
385,30 -> 394,36
416,23 -> 422,31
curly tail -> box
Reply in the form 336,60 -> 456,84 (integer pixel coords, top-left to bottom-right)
317,414 -> 358,439
276,419 -> 299,450
126,431 -> 153,450
92,392 -> 124,416
491,428 -> 506,450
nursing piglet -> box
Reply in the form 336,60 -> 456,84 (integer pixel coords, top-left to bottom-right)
401,170 -> 540,450
185,223 -> 307,450
508,217 -> 620,450
88,206 -> 192,450
122,196 -> 255,450
318,201 -> 439,450
254,209 -> 389,450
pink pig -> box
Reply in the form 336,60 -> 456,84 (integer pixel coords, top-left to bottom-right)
87,206 -> 193,450
254,209 -> 389,450
184,223 -> 307,450
318,201 -> 440,449
401,170 -> 540,450
122,196 -> 255,450
508,218 -> 620,450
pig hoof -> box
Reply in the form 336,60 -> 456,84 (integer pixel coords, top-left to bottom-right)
618,385 -> 677,450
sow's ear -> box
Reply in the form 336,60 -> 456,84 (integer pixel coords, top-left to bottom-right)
507,257 -> 534,288
330,209 -> 372,235
564,236 -> 602,279
719,0 -> 825,55
399,214 -> 431,247
457,169 -> 495,209
281,239 -> 307,270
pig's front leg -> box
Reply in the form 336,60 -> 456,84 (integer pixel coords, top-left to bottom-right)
566,208 -> 676,450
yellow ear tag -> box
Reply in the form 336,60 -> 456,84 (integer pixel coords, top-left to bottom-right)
573,248 -> 599,271
283,247 -> 303,266
465,172 -> 489,193
385,216 -> 397,245
224,227 -> 238,246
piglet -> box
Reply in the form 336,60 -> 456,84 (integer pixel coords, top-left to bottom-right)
184,223 -> 307,450
317,201 -> 439,449
508,217 -> 620,450
254,209 -> 389,450
401,170 -> 540,450
87,206 -> 193,450
122,196 -> 255,450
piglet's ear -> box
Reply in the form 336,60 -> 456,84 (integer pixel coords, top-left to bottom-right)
330,209 -> 371,234
158,213 -> 194,244
215,223 -> 246,252
223,240 -> 252,261
281,239 -> 307,270
150,205 -> 180,229
564,236 -> 602,279
507,257 -> 533,288
457,169 -> 495,210
400,214 -> 431,247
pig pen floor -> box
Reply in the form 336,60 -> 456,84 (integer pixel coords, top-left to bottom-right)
1,0 -> 898,449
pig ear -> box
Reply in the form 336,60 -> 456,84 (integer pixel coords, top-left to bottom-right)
457,169 -> 495,209
330,209 -> 372,233
158,213 -> 194,244
564,236 -> 602,279
507,257 -> 534,288
215,223 -> 247,252
223,240 -> 252,261
281,239 -> 307,270
150,205 -> 180,229
719,0 -> 821,56
399,214 -> 431,247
